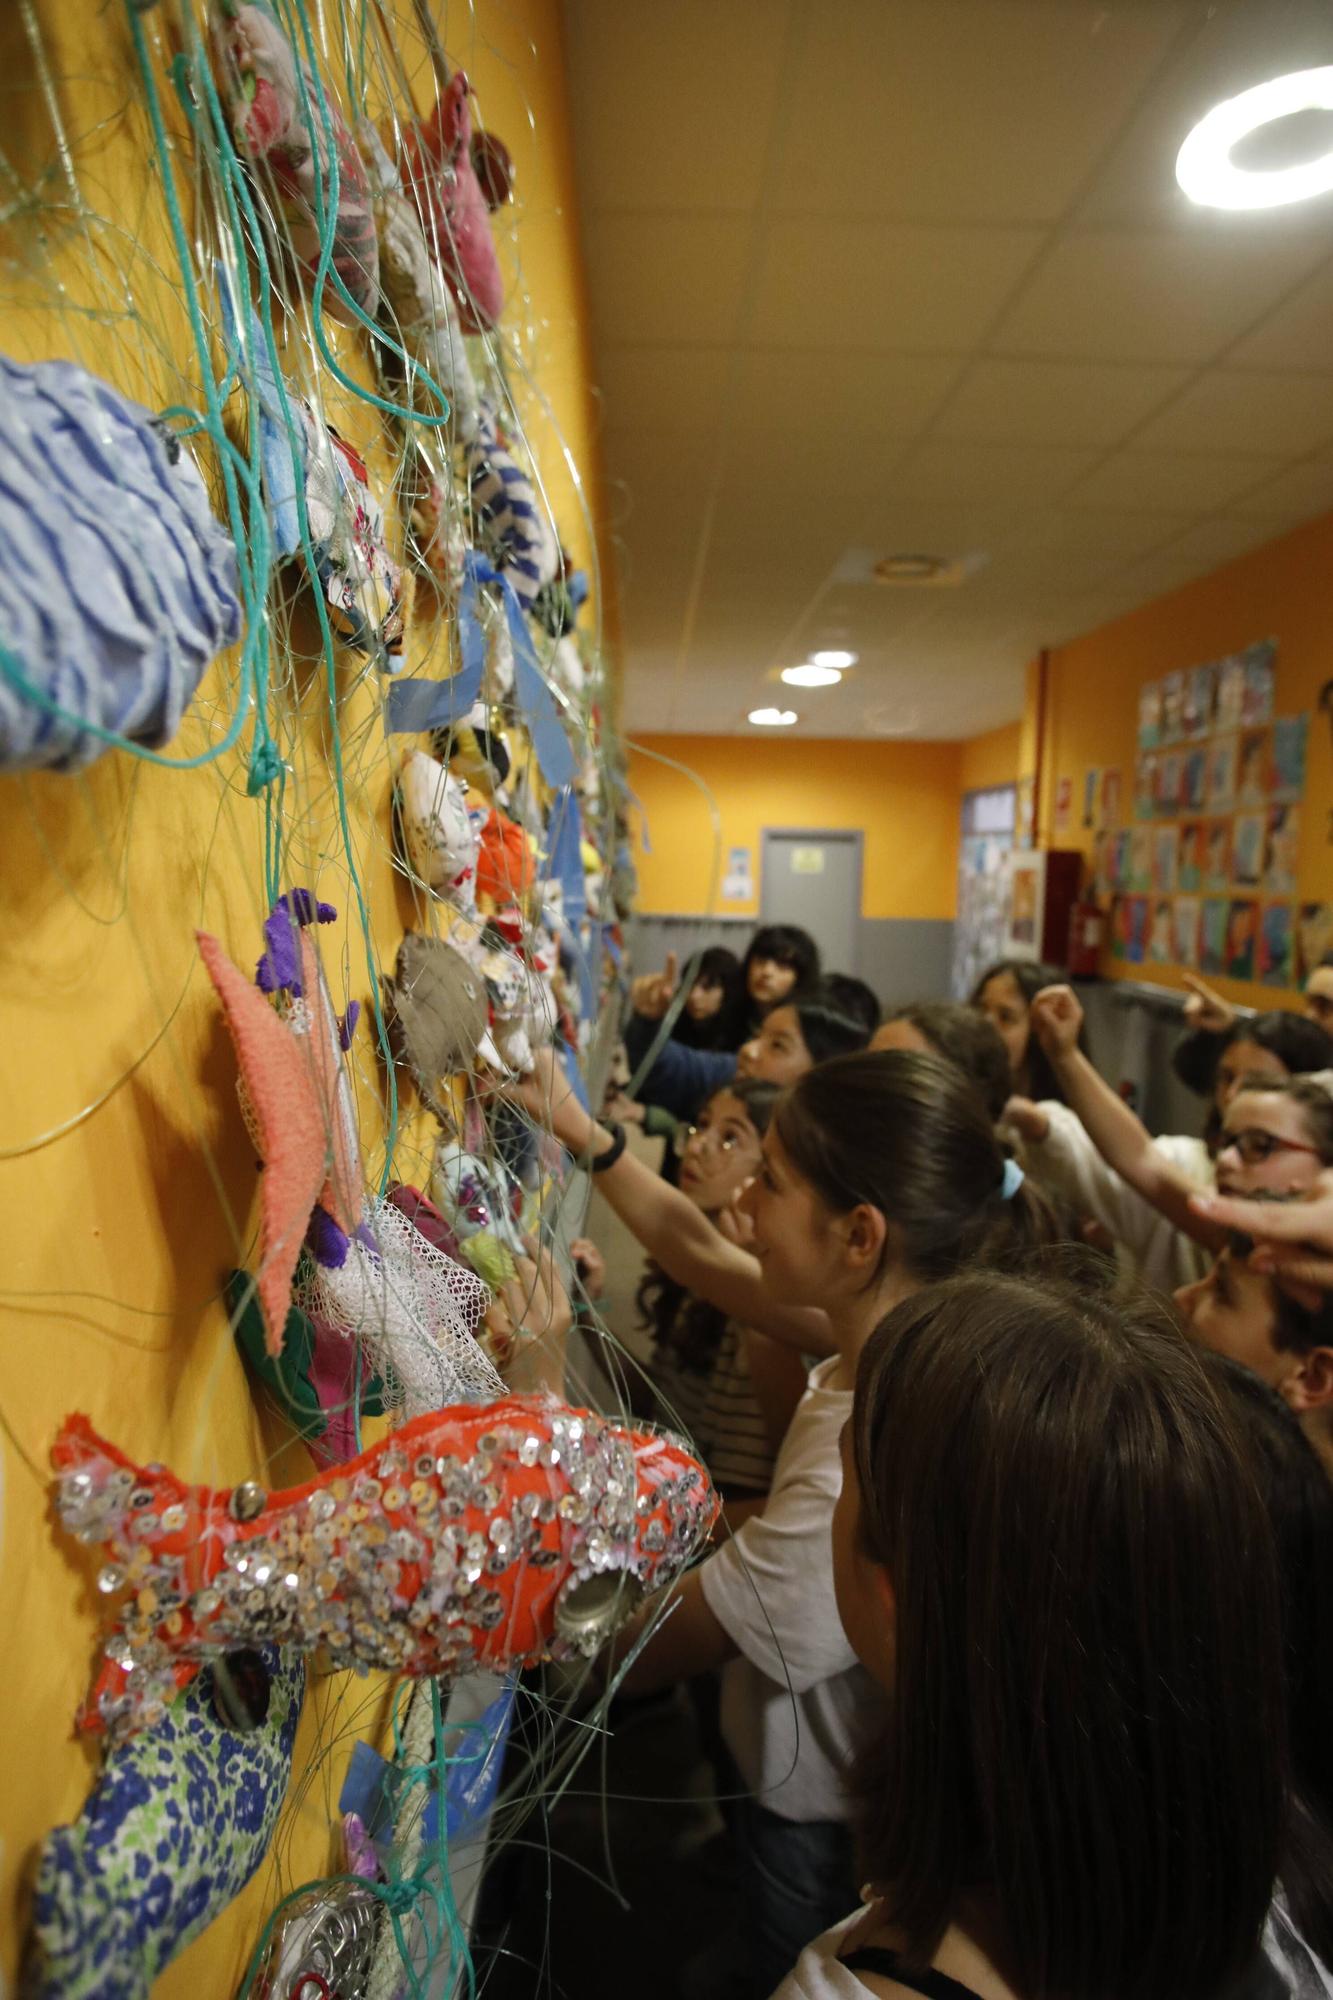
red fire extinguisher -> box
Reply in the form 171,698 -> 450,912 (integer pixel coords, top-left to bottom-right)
1067,897 -> 1105,978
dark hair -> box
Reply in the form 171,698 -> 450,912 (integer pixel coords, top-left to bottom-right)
969,958 -> 1089,1105
774,1050 -> 1057,1282
1224,1010 -> 1333,1079
886,1000 -> 1013,1123
670,945 -> 748,1051
820,972 -> 881,1035
743,924 -> 820,994
638,1078 -> 780,1374
1227,1075 -> 1333,1165
851,1272 -> 1286,1999
1201,1354 -> 1333,1963
777,985 -> 875,1067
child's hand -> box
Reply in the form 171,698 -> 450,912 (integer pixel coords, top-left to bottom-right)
1030,984 -> 1083,1059
630,951 -> 678,1021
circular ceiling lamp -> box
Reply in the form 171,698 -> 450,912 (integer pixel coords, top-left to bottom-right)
748,707 -> 797,727
811,649 -> 857,670
781,663 -> 842,688
1176,66 -> 1333,210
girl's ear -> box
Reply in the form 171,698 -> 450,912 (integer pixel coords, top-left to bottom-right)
844,1202 -> 889,1275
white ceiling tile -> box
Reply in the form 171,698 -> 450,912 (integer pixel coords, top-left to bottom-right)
563,0 -> 791,215
1225,455 -> 1333,523
1131,369 -> 1333,456
991,227 -> 1330,363
582,214 -> 756,345
890,439 -> 1099,507
1067,449 -> 1286,512
730,347 -> 966,438
748,217 -> 1045,352
771,0 -> 1187,223
934,357 -> 1191,447
1104,518 -> 1295,606
594,345 -> 739,434
1227,258 -> 1333,371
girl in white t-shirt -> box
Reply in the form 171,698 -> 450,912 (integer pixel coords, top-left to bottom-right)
775,1269 -> 1294,2000
517,1046 -> 1055,1998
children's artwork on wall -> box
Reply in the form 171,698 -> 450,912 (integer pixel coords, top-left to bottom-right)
1258,904 -> 1294,987
1203,819 -> 1232,893
1137,681 -> 1162,749
1263,803 -> 1300,896
1232,811 -> 1264,889
1298,902 -> 1333,980
1160,670 -> 1185,744
1112,895 -> 1133,958
1205,736 -> 1238,814
1126,895 -> 1148,963
1134,754 -> 1156,821
1184,663 -> 1216,739
1201,898 -> 1229,976
1092,832 -> 1114,897
1082,767 -> 1098,830
1129,827 -> 1152,893
1226,899 -> 1257,980
1099,767 -> 1122,830
1112,829 -> 1130,889
1015,774 -> 1035,849
1053,774 -> 1073,837
1270,715 -> 1308,802
1152,825 -> 1178,895
1147,898 -> 1173,963
1173,896 -> 1200,967
1178,821 -> 1204,893
1237,727 -> 1269,807
1240,638 -> 1277,726
1216,653 -> 1246,734
1157,751 -> 1183,817
1182,747 -> 1207,812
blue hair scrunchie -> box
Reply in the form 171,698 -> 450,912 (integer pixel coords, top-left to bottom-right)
1001,1158 -> 1026,1201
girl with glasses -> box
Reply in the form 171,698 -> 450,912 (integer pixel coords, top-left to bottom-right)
1007,984 -> 1333,1296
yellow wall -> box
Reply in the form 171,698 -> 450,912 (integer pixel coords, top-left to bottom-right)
959,720 -> 1022,797
628,734 -> 963,920
0,3 -> 604,1990
1036,510 -> 1333,1009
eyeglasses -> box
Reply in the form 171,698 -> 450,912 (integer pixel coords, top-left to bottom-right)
672,1123 -> 747,1159
1220,1128 -> 1322,1166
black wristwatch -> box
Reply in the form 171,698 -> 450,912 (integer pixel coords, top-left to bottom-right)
589,1121 -> 627,1174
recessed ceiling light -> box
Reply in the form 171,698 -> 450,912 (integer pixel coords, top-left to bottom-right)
1176,66 -> 1333,210
748,707 -> 798,727
781,663 -> 842,688
811,648 -> 857,670
874,554 -> 950,584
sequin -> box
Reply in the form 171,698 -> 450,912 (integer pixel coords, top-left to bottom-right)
97,1565 -> 124,1594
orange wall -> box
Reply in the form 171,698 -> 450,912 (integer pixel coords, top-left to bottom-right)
1037,510 -> 1333,1010
959,720 -> 1022,796
628,735 -> 964,920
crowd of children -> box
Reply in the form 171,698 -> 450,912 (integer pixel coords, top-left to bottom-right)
503,928 -> 1333,2000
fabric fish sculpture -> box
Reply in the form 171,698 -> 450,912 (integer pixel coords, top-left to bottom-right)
53,1397 -> 717,1743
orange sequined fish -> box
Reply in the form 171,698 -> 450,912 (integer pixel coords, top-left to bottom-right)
54,1398 -> 717,1742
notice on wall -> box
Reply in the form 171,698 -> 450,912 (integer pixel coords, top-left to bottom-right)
790,846 -> 826,875
721,844 -> 753,901
1054,776 -> 1073,838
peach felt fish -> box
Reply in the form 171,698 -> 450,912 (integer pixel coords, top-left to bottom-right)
53,1398 -> 717,1742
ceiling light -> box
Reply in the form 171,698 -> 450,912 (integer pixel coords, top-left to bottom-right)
748,707 -> 797,727
781,663 -> 842,688
810,648 -> 857,670
1176,67 -> 1333,210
